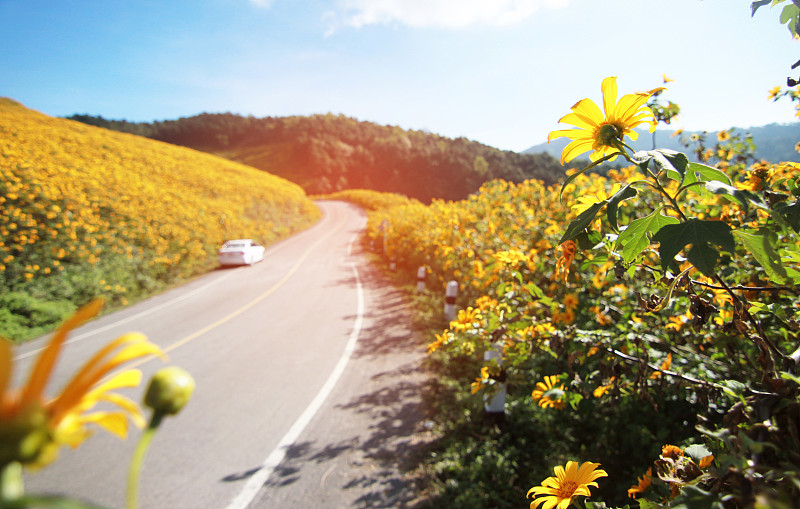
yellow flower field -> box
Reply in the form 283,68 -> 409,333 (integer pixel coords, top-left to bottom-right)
0,98 -> 320,340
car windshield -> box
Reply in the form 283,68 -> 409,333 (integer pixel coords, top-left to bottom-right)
224,242 -> 246,248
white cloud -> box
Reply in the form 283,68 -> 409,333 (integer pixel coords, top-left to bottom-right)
332,0 -> 570,29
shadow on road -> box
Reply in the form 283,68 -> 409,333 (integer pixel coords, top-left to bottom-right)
225,253 -> 437,508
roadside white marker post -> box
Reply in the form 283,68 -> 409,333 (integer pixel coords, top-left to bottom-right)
444,280 -> 458,321
417,266 -> 426,292
483,343 -> 506,416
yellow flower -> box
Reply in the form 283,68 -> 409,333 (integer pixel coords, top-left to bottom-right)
591,305 -> 612,326
665,315 -> 687,331
593,377 -> 615,398
531,375 -> 566,410
552,309 -> 576,325
470,366 -> 490,394
662,444 -> 684,459
627,468 -> 652,499
474,295 -> 497,311
743,165 -> 772,192
494,249 -> 529,267
0,300 -> 165,469
548,76 -> 664,164
562,293 -> 579,310
527,461 -> 608,509
698,454 -> 714,469
426,330 -> 450,354
716,129 -> 731,142
650,353 -> 672,379
449,307 -> 481,332
571,183 -> 622,216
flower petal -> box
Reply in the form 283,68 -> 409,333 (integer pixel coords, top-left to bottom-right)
78,411 -> 130,439
530,495 -> 554,509
548,128 -> 585,143
568,99 -> 604,128
51,334 -> 164,419
21,299 -> 104,406
93,392 -> 145,429
601,77 -> 618,118
560,139 -> 595,164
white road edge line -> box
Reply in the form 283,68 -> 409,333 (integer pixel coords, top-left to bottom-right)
225,241 -> 364,509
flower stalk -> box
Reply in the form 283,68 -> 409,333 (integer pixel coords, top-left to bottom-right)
126,411 -> 164,509
126,366 -> 195,509
0,462 -> 23,503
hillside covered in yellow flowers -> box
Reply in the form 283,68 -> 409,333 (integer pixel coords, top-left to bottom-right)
0,98 -> 321,340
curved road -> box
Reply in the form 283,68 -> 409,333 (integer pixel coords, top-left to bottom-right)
18,201 -> 430,508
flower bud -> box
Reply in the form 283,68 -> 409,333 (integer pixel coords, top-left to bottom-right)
144,367 -> 195,415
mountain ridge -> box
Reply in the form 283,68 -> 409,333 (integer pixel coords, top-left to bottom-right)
524,123 -> 800,163
66,111 -> 566,203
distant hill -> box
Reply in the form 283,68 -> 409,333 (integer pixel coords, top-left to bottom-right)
66,113 -> 565,203
524,123 -> 800,163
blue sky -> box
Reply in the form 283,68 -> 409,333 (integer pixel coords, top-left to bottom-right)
1,0 -> 798,152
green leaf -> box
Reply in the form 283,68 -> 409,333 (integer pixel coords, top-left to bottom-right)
705,181 -> 768,215
559,201 -> 607,244
685,444 -> 713,463
779,249 -> 800,283
780,371 -> 800,387
632,149 -> 689,182
617,208 -> 680,264
732,229 -> 791,283
716,379 -> 747,401
651,219 -> 735,276
687,162 -> 732,186
637,499 -> 668,509
775,199 -> 800,232
780,3 -> 800,36
739,430 -> 778,454
605,184 -> 638,232
524,282 -> 545,299
670,485 -> 725,509
751,0 -> 773,16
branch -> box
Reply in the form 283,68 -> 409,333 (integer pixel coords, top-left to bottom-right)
607,348 -> 713,387
690,278 -> 799,295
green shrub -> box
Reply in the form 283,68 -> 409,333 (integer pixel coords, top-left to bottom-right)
0,292 -> 76,342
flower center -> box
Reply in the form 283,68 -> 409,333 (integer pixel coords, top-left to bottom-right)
596,123 -> 623,147
556,480 -> 578,499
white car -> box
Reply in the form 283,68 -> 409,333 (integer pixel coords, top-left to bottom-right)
217,239 -> 265,266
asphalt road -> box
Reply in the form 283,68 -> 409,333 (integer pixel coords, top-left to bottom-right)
17,201 -> 431,509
